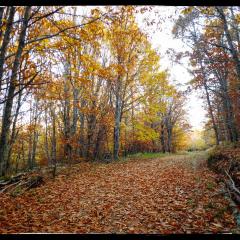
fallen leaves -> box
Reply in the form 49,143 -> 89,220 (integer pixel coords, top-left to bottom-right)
0,153 -> 238,233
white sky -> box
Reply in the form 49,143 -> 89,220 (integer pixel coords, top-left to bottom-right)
135,6 -> 206,130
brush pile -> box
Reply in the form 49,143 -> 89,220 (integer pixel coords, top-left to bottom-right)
208,146 -> 240,205
0,172 -> 44,196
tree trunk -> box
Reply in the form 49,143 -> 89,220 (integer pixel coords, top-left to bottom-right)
216,7 -> 240,83
131,88 -> 135,153
0,7 -> 31,176
166,121 -> 172,153
6,88 -> 23,173
94,125 -> 105,160
0,7 -> 15,92
15,151 -> 20,174
210,50 -> 238,142
44,107 -> 51,165
160,119 -> 166,153
63,61 -> 71,163
50,104 -> 57,178
86,111 -> 96,160
113,85 -> 122,160
28,98 -> 39,170
71,88 -> 79,135
203,80 -> 220,145
79,98 -> 86,158
31,127 -> 38,169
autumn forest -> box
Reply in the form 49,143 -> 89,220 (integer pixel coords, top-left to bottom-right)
1,6 -> 240,233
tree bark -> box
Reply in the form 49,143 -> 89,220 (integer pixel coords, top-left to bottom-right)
86,110 -> 96,160
28,98 -> 39,170
44,107 -> 51,165
0,7 -> 15,92
63,61 -> 72,163
113,77 -> 122,160
6,88 -> 23,173
0,6 -> 31,176
79,98 -> 86,158
192,21 -> 220,145
166,120 -> 172,153
160,119 -> 166,153
216,7 -> 240,83
203,79 -> 220,145
50,104 -> 57,178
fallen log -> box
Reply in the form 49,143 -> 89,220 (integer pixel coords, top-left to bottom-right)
26,175 -> 44,190
0,180 -> 11,188
0,173 -> 44,195
0,181 -> 20,193
0,173 -> 26,189
224,170 -> 240,204
225,170 -> 240,195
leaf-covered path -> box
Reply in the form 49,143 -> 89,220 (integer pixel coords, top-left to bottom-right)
0,152 -> 238,233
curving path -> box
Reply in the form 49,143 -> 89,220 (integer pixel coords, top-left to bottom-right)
0,152 -> 237,233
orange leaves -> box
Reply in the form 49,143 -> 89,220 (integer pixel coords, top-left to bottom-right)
91,8 -> 101,18
0,153 -> 237,233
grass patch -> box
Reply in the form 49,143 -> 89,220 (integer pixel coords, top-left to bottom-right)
187,150 -> 208,158
117,151 -> 207,163
125,152 -> 175,160
93,150 -> 208,168
126,151 -> 204,160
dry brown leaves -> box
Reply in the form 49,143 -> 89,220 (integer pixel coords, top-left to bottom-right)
0,153 -> 237,233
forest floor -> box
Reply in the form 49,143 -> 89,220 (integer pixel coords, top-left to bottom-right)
0,151 -> 239,233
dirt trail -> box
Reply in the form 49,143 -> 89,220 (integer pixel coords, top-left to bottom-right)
0,152 -> 238,233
